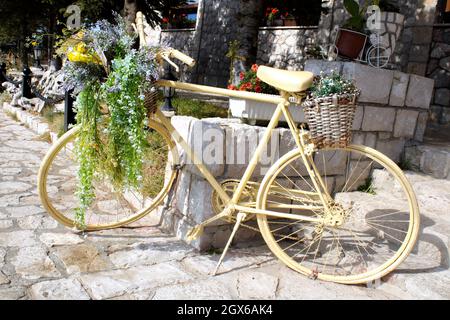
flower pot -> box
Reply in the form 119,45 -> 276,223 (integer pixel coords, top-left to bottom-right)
229,97 -> 305,124
267,19 -> 284,27
335,28 -> 368,60
283,18 -> 297,27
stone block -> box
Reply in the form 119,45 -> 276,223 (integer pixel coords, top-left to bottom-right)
411,27 -> 434,45
224,122 -> 260,178
439,57 -> 450,72
361,106 -> 396,132
185,118 -> 225,177
352,105 -> 364,130
365,132 -> 377,148
376,139 -> 406,163
304,59 -> 343,76
389,72 -> 409,107
342,62 -> 393,104
405,75 -> 435,109
434,88 -> 450,106
428,69 -> 450,88
394,110 -> 419,138
414,112 -> 429,142
407,62 -> 427,76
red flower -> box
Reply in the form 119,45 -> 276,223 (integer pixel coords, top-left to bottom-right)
239,72 -> 245,80
251,64 -> 259,73
271,8 -> 279,15
162,17 -> 169,23
227,84 -> 237,90
255,86 -> 262,93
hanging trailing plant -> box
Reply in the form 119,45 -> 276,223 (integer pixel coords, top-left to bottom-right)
61,14 -> 161,228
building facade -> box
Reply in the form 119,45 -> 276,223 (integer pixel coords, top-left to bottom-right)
149,0 -> 450,126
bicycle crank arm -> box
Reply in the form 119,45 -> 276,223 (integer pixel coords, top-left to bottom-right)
233,205 -> 323,224
186,210 -> 230,242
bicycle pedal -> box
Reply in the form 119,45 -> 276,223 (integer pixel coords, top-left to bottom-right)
186,225 -> 204,242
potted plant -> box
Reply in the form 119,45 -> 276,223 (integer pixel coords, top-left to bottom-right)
266,7 -> 283,27
335,0 -> 370,60
303,72 -> 360,148
228,64 -> 306,124
161,17 -> 170,29
283,12 -> 297,27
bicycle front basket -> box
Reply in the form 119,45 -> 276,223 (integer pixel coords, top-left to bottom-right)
302,93 -> 358,149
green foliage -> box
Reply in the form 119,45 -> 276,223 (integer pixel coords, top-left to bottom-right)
357,178 -> 376,195
102,51 -> 149,190
63,14 -> 161,228
73,82 -> 104,229
343,0 -> 367,32
172,97 -> 228,119
308,72 -> 359,99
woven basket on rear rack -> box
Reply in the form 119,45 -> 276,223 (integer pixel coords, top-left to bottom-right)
302,93 -> 358,149
143,84 -> 159,116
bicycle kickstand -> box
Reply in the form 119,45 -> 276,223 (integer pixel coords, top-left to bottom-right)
212,211 -> 247,276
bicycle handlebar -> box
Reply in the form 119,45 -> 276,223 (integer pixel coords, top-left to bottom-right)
169,49 -> 196,68
135,11 -> 196,70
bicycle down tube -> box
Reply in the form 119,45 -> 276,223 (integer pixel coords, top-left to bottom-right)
155,79 -> 332,222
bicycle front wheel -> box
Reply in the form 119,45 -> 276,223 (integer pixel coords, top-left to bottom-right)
256,145 -> 420,284
37,121 -> 179,231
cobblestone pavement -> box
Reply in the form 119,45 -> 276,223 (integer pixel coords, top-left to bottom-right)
1,108 -> 449,300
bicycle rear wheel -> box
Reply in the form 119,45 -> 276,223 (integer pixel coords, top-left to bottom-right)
256,145 -> 419,284
38,120 -> 179,231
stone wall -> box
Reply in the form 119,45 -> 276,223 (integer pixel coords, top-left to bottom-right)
256,27 -> 318,70
427,25 -> 450,124
305,60 -> 434,158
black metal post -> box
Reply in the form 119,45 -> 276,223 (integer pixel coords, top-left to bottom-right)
22,66 -> 32,98
161,65 -> 177,114
64,89 -> 76,132
0,63 -> 7,84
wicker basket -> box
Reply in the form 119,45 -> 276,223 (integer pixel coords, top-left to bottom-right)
143,85 -> 159,116
302,93 -> 358,149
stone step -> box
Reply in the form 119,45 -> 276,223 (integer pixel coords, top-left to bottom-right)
404,143 -> 450,180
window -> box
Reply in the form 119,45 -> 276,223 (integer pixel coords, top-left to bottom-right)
436,0 -> 450,24
162,0 -> 199,30
262,0 -> 324,27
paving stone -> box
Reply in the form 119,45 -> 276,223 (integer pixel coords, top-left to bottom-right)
394,110 -> 419,138
434,88 -> 450,106
17,215 -> 58,230
5,205 -> 44,217
236,270 -> 279,299
39,232 -> 84,247
0,247 -> 6,267
153,279 -> 233,300
0,287 -> 27,300
108,240 -> 192,269
0,220 -> 13,229
0,270 -> 9,284
0,182 -> 32,195
29,278 -> 91,300
12,246 -> 60,280
0,230 -> 38,247
79,262 -> 193,300
52,244 -> 110,274
405,75 -> 435,109
362,107 -> 396,132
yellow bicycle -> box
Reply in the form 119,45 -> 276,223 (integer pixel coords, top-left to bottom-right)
38,12 -> 420,285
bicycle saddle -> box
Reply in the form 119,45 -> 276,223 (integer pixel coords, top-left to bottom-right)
257,66 -> 314,93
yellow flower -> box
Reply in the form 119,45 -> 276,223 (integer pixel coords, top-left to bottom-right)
31,41 -> 38,47
67,42 -> 102,65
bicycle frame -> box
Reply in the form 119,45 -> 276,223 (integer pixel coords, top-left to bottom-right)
154,79 -> 333,225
